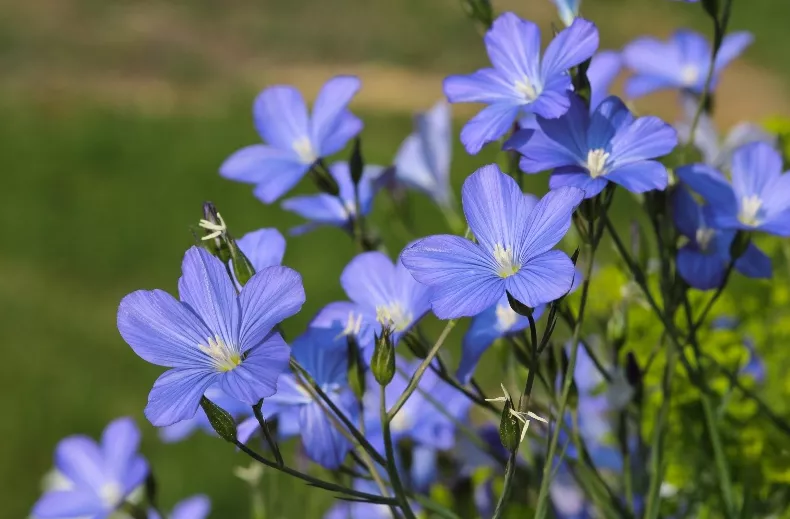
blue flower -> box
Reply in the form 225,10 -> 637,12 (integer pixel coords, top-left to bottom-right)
550,0 -> 581,27
672,185 -> 771,290
364,358 -> 471,451
623,30 -> 752,98
309,248 -> 433,351
458,295 -> 547,384
402,164 -> 583,318
394,101 -> 453,207
31,418 -> 149,519
282,161 -> 383,236
159,386 -> 250,443
676,142 -> 790,236
238,326 -> 357,469
675,94 -> 777,169
149,495 -> 211,519
220,76 -> 362,203
118,247 -> 305,426
508,94 -> 677,199
443,12 -> 599,154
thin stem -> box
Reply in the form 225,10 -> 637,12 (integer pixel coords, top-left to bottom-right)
252,401 -> 284,467
234,441 -> 397,505
388,319 -> 456,421
380,388 -> 418,519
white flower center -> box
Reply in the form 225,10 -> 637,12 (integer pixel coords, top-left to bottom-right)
337,311 -> 364,338
492,244 -> 521,278
695,226 -> 716,252
586,148 -> 610,178
680,64 -> 699,86
390,409 -> 413,432
198,336 -> 241,372
514,78 -> 539,101
292,136 -> 317,164
738,194 -> 763,227
342,199 -> 357,218
98,481 -> 123,509
375,302 -> 413,332
495,302 -> 519,332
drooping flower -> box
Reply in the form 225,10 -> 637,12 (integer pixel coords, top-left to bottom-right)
118,247 -> 305,426
402,165 -> 583,318
676,142 -> 790,236
309,248 -> 433,351
159,386 -> 250,443
672,185 -> 771,290
508,94 -> 677,199
238,326 -> 357,469
550,0 -> 581,27
443,12 -> 599,154
31,418 -> 149,519
364,357 -> 471,451
458,296 -> 547,384
675,94 -> 777,169
281,161 -> 383,236
149,495 -> 211,519
220,76 -> 362,203
394,101 -> 453,207
622,30 -> 753,98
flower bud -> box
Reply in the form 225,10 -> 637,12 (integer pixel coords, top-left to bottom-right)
200,396 -> 237,443
371,329 -> 395,386
228,238 -> 256,287
498,399 -> 521,452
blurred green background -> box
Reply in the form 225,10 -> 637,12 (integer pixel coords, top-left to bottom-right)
3,0 -> 789,517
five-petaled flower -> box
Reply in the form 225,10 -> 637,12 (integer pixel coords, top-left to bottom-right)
402,164 -> 584,318
443,12 -> 599,154
508,94 -> 678,199
118,246 -> 305,426
622,29 -> 752,98
31,418 -> 149,519
282,161 -> 384,236
220,76 -> 362,203
676,142 -> 790,237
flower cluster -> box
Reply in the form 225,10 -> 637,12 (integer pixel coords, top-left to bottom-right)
33,1 -> 790,518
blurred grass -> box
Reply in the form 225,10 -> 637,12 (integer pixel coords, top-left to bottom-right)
2,0 -> 790,517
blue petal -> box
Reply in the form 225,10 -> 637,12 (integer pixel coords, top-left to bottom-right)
394,254 -> 433,330
671,185 -> 704,239
237,228 -> 286,272
507,250 -> 576,307
485,13 -> 541,81
443,69 -> 519,104
310,301 -> 376,350
300,396 -> 355,469
588,95 -> 634,149
731,142 -> 782,199
460,103 -> 521,154
146,369 -> 219,427
461,164 -> 538,254
458,303 -> 505,384
714,32 -> 753,73
549,167 -> 608,199
236,416 -> 260,445
219,144 -> 302,186
622,36 -> 681,97
675,163 -> 738,220
587,51 -> 621,110
118,288 -> 213,369
32,490 -> 102,518
735,243 -> 772,279
310,76 -> 362,156
609,115 -> 677,165
281,194 -> 347,229
171,495 -> 211,519
159,417 -> 201,443
677,246 -> 726,290
530,79 -> 573,119
520,186 -> 584,261
518,96 -> 588,172
101,418 -> 144,482
624,75 -> 676,98
291,327 -> 348,387
238,266 -> 305,353
341,251 -> 397,310
540,17 -> 599,79
220,333 -> 290,404
253,86 -> 309,150
410,445 -> 438,493
605,160 -> 669,194
178,247 -> 239,348
55,436 -> 105,491
401,235 -> 503,319
760,207 -> 790,237
251,161 -> 312,204
319,111 -> 364,158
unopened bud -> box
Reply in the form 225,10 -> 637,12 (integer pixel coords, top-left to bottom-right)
229,238 -> 256,287
200,396 -> 237,443
371,329 -> 395,386
498,399 -> 521,451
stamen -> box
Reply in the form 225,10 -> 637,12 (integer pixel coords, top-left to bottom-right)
738,194 -> 763,227
514,78 -> 539,101
198,213 -> 227,241
495,302 -> 519,332
198,336 -> 241,372
586,148 -> 610,178
336,311 -> 363,339
492,244 -> 521,278
680,64 -> 699,86
695,226 -> 716,252
292,137 -> 317,165
98,482 -> 123,508
375,302 -> 413,332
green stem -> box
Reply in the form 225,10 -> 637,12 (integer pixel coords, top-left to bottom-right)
252,400 -> 284,467
380,388 -> 418,519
